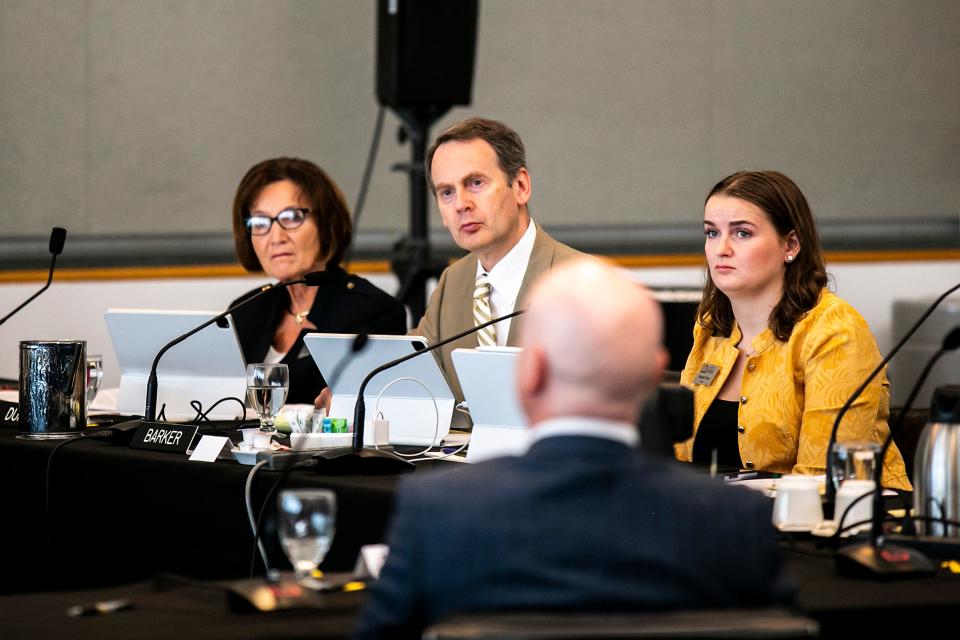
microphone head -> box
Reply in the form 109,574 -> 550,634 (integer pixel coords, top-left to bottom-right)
942,327 -> 960,352
48,227 -> 67,256
302,270 -> 332,286
352,332 -> 369,353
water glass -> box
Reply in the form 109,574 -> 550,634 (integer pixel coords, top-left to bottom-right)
246,363 -> 289,430
830,441 -> 881,491
85,354 -> 103,408
277,488 -> 336,587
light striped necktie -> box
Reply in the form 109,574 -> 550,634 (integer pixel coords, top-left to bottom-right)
473,273 -> 497,347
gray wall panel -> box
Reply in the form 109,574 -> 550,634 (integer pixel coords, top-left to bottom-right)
1,1 -> 958,255
0,1 -> 88,231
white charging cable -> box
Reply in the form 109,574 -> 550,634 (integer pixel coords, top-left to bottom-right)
373,376 -> 440,459
244,460 -> 270,571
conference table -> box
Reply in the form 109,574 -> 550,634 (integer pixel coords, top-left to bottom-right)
2,426 -> 960,639
0,424 -> 423,594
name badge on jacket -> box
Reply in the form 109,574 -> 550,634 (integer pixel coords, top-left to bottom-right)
693,364 -> 720,385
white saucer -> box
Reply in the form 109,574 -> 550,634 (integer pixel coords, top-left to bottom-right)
811,521 -> 839,537
230,447 -> 267,465
775,523 -> 817,533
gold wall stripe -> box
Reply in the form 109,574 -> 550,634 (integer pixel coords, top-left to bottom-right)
0,250 -> 957,284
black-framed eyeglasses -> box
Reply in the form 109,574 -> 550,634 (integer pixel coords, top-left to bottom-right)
245,208 -> 311,236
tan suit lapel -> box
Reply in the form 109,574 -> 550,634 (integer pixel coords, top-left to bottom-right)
507,224 -> 559,344
438,253 -> 478,344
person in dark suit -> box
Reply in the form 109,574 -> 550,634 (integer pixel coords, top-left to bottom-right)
354,259 -> 794,639
411,117 -> 580,403
229,157 -> 406,404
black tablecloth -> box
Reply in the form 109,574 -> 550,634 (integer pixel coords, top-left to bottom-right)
786,545 -> 960,634
2,549 -> 960,639
0,427 -> 446,594
0,578 -> 363,640
5,427 -> 960,639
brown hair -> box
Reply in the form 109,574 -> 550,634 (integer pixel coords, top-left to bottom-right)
231,157 -> 352,271
424,117 -> 527,194
697,171 -> 828,341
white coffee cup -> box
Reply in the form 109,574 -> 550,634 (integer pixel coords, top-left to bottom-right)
772,475 -> 823,531
834,479 -> 875,536
239,427 -> 274,450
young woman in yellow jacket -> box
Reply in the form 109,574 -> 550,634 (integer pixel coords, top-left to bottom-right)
675,171 -> 910,490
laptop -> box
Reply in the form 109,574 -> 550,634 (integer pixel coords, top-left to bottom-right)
451,346 -> 530,462
303,333 -> 454,447
104,309 -> 247,420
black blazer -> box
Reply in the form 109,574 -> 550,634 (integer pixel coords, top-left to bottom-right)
229,266 -> 407,404
353,435 -> 795,639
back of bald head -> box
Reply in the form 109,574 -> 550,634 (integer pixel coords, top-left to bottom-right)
517,258 -> 666,424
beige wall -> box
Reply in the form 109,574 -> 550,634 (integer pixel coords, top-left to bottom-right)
1,261 -> 958,388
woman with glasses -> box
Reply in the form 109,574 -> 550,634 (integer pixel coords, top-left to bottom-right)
675,170 -> 910,489
229,157 -> 406,404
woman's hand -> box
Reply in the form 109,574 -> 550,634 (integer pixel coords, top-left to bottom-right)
314,386 -> 333,413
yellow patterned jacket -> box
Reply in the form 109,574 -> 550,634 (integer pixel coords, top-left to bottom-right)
676,290 -> 911,490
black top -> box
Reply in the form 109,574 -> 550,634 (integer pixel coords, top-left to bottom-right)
692,398 -> 743,469
229,265 -> 407,404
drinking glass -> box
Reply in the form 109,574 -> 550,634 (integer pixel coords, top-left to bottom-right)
246,363 -> 289,431
829,441 -> 881,492
85,354 -> 103,408
277,488 -> 336,587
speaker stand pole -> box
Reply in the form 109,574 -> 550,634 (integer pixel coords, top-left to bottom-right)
390,107 -> 451,323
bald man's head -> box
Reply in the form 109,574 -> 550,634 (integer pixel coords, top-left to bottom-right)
517,258 -> 666,425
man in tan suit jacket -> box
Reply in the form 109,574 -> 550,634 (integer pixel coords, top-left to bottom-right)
412,117 -> 580,403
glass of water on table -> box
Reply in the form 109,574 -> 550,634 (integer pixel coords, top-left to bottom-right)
278,488 -> 336,588
246,363 -> 289,432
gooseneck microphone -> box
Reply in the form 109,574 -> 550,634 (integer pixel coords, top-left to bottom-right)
825,281 -> 960,506
0,227 -> 67,327
142,270 -> 330,421
833,327 -> 959,579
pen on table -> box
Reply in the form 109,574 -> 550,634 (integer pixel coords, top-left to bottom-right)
66,598 -> 134,617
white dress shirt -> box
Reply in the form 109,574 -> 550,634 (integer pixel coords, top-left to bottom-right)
476,220 -> 537,346
527,416 -> 640,449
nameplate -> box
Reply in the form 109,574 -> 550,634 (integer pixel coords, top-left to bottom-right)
1,400 -> 18,429
693,363 -> 720,385
129,422 -> 198,454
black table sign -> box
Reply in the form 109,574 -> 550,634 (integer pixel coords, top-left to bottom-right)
129,422 -> 198,454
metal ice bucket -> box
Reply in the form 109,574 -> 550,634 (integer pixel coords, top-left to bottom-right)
913,385 -> 960,537
17,340 -> 86,440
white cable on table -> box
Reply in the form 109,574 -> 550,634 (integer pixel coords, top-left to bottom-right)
244,459 -> 270,572
373,376 -> 440,459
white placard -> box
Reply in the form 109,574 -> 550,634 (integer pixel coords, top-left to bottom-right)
354,544 -> 389,580
188,435 -> 232,462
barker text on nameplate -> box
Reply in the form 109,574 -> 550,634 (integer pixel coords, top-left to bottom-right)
129,422 -> 198,453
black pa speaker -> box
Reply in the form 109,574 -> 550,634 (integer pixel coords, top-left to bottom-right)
376,0 -> 479,109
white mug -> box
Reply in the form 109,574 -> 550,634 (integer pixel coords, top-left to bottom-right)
239,427 -> 274,450
772,475 -> 823,531
834,479 -> 875,536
